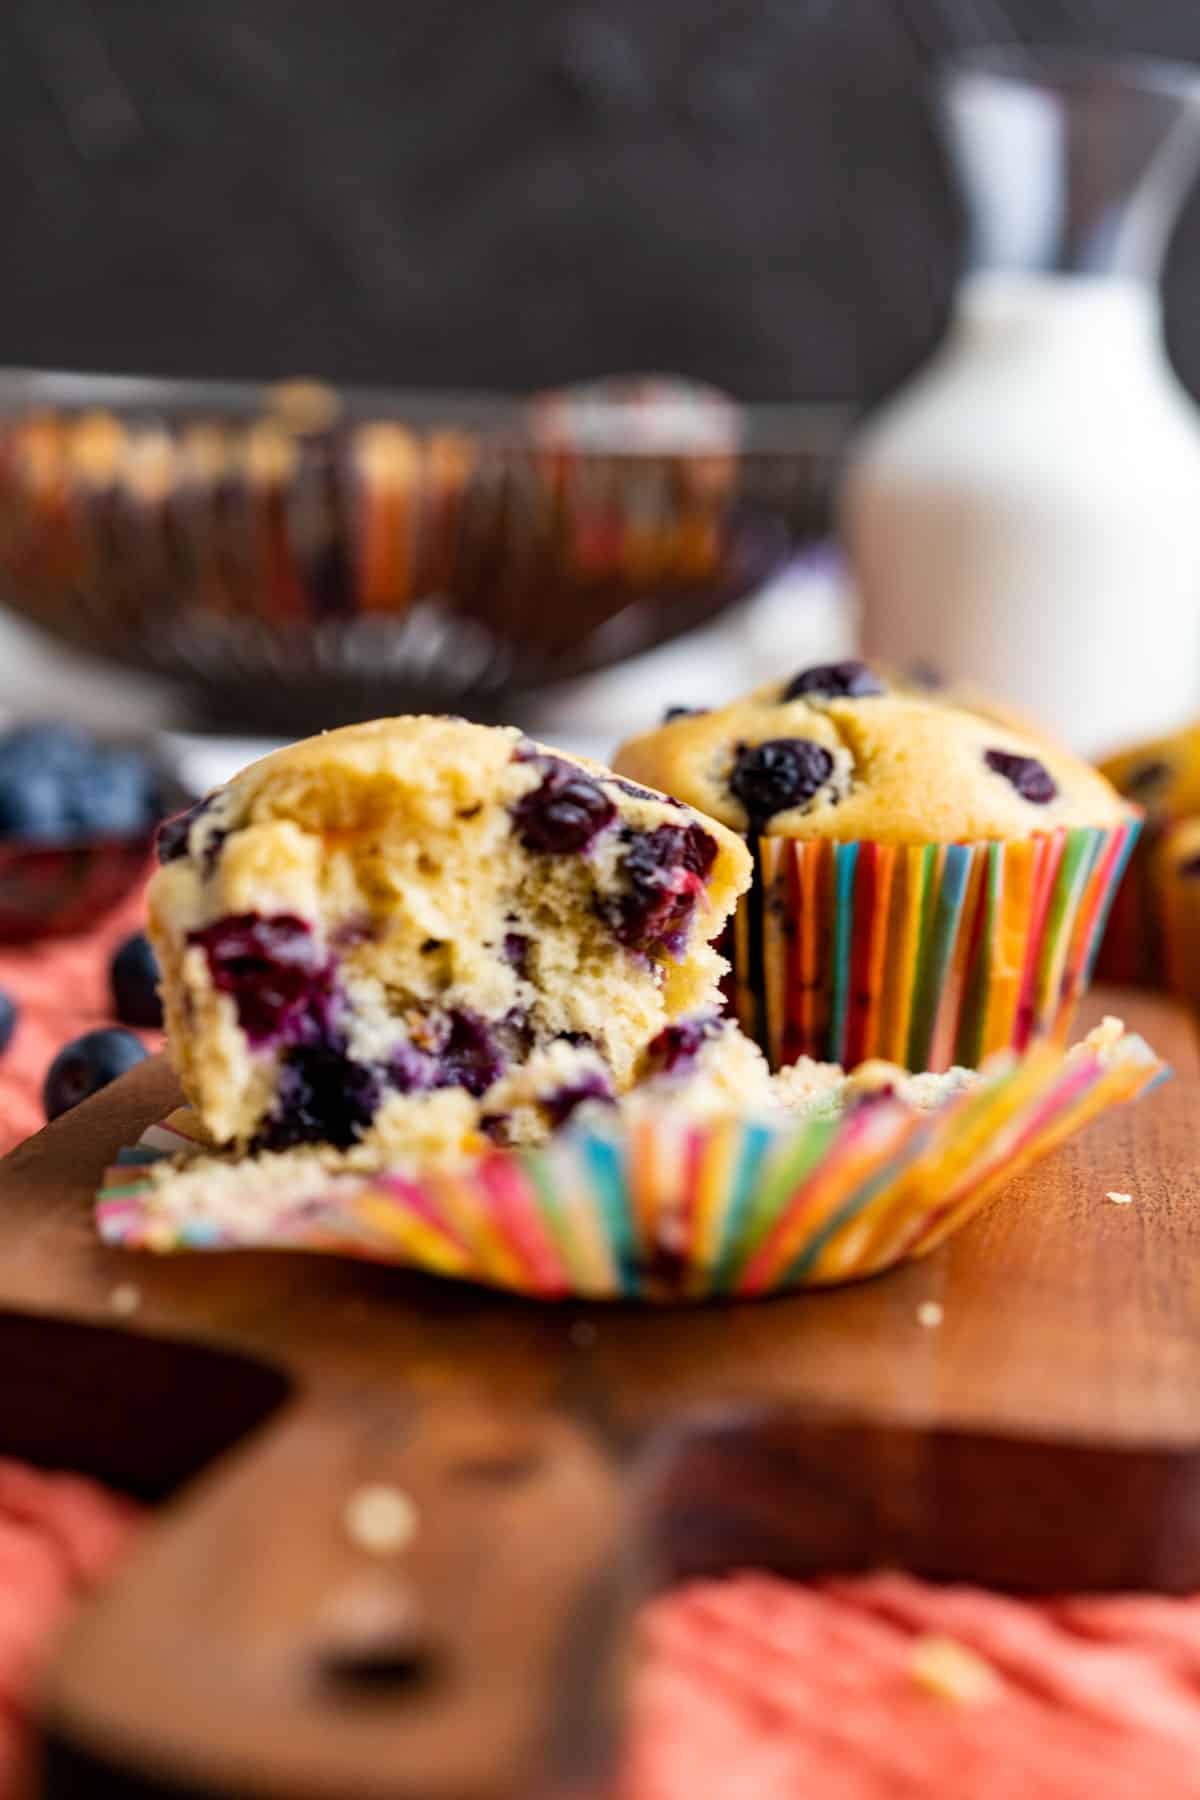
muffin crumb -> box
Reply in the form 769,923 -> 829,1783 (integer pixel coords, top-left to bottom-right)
108,1282 -> 141,1317
343,1485 -> 419,1557
1105,1190 -> 1134,1206
916,1300 -> 944,1328
910,1635 -> 999,1704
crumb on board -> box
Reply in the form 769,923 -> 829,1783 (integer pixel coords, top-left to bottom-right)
108,1282 -> 141,1317
910,1634 -> 1000,1704
343,1484 -> 419,1556
1105,1191 -> 1134,1206
916,1301 -> 944,1328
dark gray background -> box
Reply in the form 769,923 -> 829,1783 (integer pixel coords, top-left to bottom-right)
3,0 -> 1200,406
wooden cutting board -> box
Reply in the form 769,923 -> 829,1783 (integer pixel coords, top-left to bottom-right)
0,985 -> 1197,1800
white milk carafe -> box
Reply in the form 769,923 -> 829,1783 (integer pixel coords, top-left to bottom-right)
842,51 -> 1200,756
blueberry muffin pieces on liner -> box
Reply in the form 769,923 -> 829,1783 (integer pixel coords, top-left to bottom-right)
100,1008 -> 1164,1298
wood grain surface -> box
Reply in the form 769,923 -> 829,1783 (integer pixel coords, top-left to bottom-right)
0,985 -> 1193,1797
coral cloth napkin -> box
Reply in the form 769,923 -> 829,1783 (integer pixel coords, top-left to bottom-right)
5,901 -> 1200,1796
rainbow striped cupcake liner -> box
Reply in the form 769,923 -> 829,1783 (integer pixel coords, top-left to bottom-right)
95,1027 -> 1164,1301
730,821 -> 1140,1074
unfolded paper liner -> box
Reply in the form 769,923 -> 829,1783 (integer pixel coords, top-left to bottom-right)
94,1029 -> 1165,1302
731,821 -> 1140,1075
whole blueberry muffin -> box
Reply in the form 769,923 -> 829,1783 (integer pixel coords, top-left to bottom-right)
1101,725 -> 1200,826
1096,724 -> 1200,989
1153,818 -> 1200,1009
148,716 -> 751,1157
615,663 -> 1135,1071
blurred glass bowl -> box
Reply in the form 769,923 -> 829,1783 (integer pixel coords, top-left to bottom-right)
0,370 -> 847,732
0,834 -> 156,942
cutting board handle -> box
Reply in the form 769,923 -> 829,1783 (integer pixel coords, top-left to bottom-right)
46,1387 -> 626,1799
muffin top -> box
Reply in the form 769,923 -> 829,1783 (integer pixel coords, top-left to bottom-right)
613,662 -> 1130,843
158,712 -> 745,868
1101,724 -> 1200,826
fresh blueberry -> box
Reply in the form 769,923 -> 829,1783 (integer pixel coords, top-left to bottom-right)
512,756 -> 617,854
253,1043 -> 381,1152
729,738 -> 835,828
0,724 -> 163,843
0,768 -> 69,840
602,822 -> 717,955
782,661 -> 883,702
0,989 -> 17,1055
0,723 -> 92,776
64,749 -> 159,837
187,913 -> 329,1045
983,748 -> 1058,805
110,931 -> 163,1028
44,1027 -> 148,1121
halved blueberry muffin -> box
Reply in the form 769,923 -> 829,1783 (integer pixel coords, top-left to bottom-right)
148,716 -> 751,1156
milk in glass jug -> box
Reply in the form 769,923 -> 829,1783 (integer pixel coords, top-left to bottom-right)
842,50 -> 1200,755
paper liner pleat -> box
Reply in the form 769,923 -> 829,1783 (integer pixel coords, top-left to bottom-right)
733,822 -> 1139,1074
95,1029 -> 1165,1302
